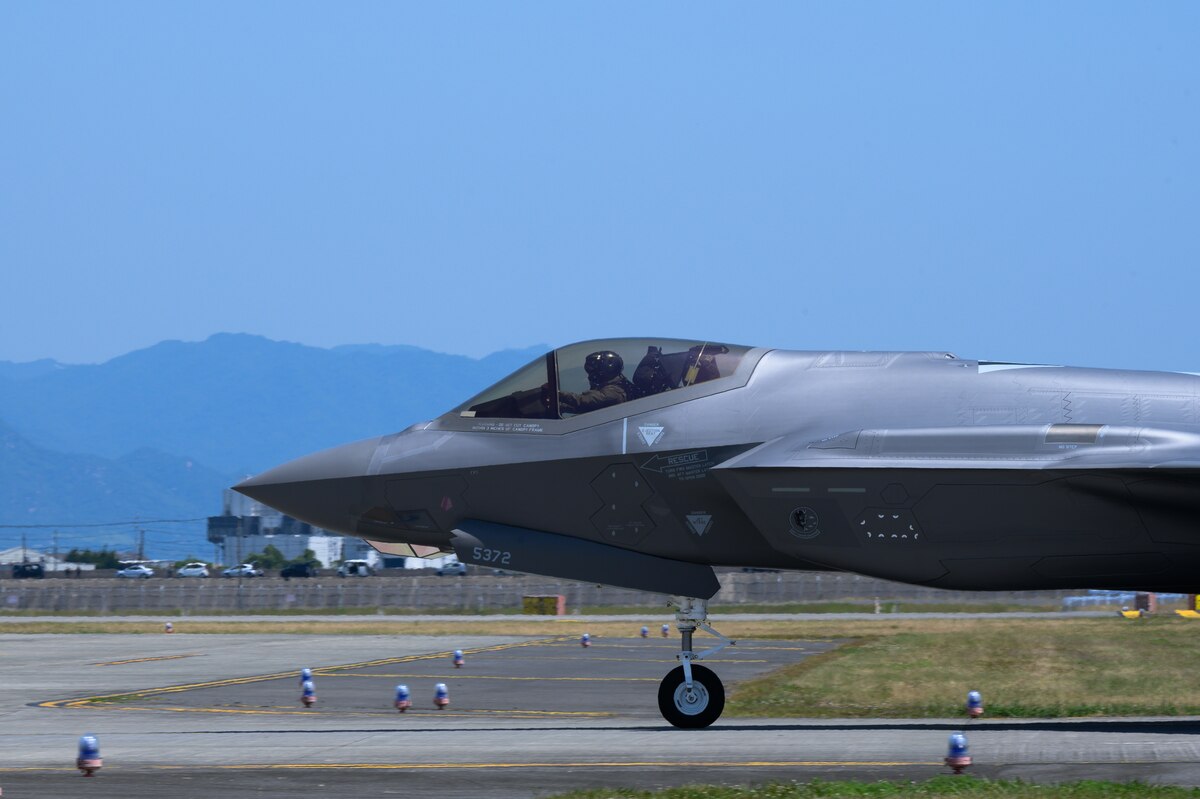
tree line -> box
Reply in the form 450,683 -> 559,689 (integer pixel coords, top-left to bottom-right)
63,545 -> 320,570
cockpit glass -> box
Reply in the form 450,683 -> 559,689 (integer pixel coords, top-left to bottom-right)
456,354 -> 554,419
456,339 -> 750,420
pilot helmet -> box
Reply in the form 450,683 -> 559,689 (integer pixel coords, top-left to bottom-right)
584,350 -> 623,387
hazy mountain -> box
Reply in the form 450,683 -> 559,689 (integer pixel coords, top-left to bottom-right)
0,335 -> 545,556
0,334 -> 546,475
0,359 -> 64,382
0,420 -> 235,555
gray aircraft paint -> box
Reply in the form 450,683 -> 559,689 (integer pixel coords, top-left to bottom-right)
237,345 -> 1200,596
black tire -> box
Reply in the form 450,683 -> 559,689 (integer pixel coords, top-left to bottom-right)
657,664 -> 724,728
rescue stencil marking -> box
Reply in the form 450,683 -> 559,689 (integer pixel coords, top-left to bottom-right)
640,450 -> 711,481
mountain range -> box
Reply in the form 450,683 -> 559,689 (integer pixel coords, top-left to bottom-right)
0,335 -> 544,558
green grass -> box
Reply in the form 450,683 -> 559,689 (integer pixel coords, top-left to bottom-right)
0,606 -> 530,617
550,779 -> 1200,798
574,602 -> 1064,615
728,616 -> 1200,718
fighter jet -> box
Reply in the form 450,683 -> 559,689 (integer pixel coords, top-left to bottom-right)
236,338 -> 1200,727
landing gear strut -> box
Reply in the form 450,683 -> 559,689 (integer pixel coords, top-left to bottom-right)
657,597 -> 734,728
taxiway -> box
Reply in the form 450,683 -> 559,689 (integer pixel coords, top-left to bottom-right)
2,630 -> 1199,797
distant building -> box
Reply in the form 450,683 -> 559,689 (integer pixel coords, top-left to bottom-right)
222,533 -> 343,568
206,489 -> 349,568
0,547 -> 95,572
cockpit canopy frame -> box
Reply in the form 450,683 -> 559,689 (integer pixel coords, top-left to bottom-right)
442,338 -> 762,432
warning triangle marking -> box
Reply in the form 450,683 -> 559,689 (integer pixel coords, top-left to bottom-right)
638,424 -> 665,447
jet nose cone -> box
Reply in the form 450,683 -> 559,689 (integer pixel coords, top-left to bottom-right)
234,437 -> 381,534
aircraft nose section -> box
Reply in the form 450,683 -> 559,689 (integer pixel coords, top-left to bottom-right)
233,436 -> 381,534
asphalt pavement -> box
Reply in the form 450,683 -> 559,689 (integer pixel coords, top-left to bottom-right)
1,630 -> 1197,797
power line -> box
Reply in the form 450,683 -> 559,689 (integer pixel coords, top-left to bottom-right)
0,517 -> 207,529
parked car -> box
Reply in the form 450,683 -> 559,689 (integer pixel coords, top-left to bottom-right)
221,563 -> 263,578
176,562 -> 210,578
436,561 -> 468,576
116,563 -> 154,579
337,559 -> 373,577
11,563 -> 45,579
280,562 -> 317,579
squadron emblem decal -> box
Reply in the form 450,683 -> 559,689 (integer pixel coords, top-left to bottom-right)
685,513 -> 713,537
789,507 -> 821,539
637,423 -> 665,447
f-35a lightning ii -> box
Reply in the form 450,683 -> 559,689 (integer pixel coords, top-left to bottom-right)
236,338 -> 1200,727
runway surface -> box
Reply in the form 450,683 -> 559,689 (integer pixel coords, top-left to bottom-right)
0,610 -> 1111,623
3,631 -> 1200,797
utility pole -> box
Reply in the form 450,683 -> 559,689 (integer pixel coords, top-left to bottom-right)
235,515 -> 244,610
137,527 -> 145,561
21,531 -> 28,563
52,531 -> 58,574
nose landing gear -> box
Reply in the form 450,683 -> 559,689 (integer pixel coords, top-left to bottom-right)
657,597 -> 734,728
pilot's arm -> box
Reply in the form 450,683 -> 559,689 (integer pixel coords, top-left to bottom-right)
558,381 -> 628,414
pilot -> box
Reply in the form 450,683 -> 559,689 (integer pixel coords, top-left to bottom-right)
556,350 -> 633,414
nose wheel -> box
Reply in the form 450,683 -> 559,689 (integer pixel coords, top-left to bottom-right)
658,597 -> 733,729
658,664 -> 724,728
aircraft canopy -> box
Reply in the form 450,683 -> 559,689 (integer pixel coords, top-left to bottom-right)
458,338 -> 751,420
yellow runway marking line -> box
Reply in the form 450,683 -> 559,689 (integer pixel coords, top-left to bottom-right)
0,761 -> 938,773
321,673 -> 660,682
1176,610 -> 1200,619
91,654 -> 202,667
539,643 -> 820,652
168,760 -> 942,770
88,704 -> 610,718
38,636 -> 572,710
17,758 -> 1200,774
484,656 -> 770,663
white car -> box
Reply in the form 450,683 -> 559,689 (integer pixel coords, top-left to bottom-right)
221,563 -> 263,578
337,559 -> 373,577
176,562 -> 210,578
116,563 -> 154,579
436,561 -> 467,576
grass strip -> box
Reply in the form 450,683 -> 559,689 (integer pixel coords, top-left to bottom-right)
728,617 -> 1200,718
550,778 -> 1200,798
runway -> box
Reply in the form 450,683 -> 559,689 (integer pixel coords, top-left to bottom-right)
0,610 -> 1111,623
3,631 -> 1200,797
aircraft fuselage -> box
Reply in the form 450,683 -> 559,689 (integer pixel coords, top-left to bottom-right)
238,346 -> 1200,595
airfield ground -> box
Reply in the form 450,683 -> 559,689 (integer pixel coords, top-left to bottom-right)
3,616 -> 1200,797
556,781 -> 1200,798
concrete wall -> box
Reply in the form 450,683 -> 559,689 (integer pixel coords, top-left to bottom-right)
0,571 -> 1071,614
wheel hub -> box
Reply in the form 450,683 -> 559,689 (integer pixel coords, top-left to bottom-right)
673,681 -> 710,715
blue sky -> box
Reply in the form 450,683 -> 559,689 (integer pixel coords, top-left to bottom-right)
2,2 -> 1198,370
